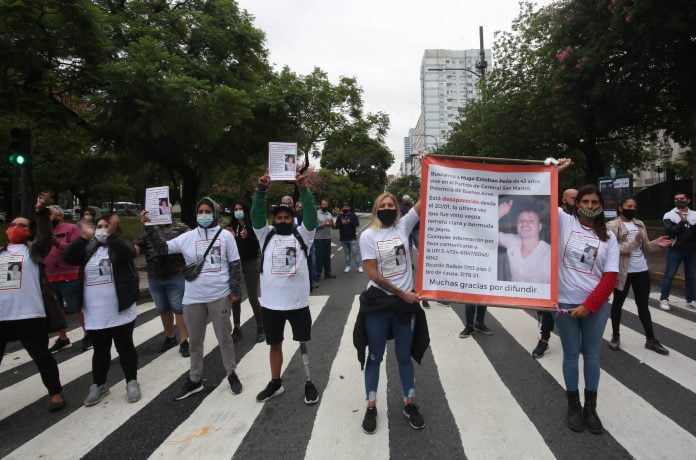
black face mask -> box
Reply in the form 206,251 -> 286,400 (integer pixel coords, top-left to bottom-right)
342,209 -> 349,214
377,209 -> 397,226
621,209 -> 637,220
274,222 -> 293,235
321,206 -> 329,212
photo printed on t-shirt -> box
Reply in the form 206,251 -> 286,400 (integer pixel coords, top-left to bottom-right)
195,239 -> 222,273
85,257 -> 113,286
376,237 -> 408,278
0,254 -> 24,290
563,231 -> 600,274
271,238 -> 297,275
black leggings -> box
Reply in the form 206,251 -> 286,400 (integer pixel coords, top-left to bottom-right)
89,320 -> 138,385
0,318 -> 63,395
611,270 -> 655,340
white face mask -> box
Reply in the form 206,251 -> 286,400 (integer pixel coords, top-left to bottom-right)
95,228 -> 109,243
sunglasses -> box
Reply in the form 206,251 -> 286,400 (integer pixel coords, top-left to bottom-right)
8,223 -> 30,228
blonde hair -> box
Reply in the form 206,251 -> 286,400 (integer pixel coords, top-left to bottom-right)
368,193 -> 401,229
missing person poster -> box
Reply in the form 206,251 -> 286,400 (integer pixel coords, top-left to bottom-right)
268,142 -> 298,181
416,156 -> 559,309
145,186 -> 172,226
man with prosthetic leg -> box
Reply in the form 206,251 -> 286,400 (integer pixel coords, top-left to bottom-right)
252,172 -> 320,404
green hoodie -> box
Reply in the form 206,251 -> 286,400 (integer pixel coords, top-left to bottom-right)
251,187 -> 317,231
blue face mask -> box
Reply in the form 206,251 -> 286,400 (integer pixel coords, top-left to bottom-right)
234,210 -> 245,220
197,214 -> 214,228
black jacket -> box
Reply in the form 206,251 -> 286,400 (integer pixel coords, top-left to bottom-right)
0,208 -> 66,333
63,234 -> 139,312
335,212 -> 359,241
353,286 -> 430,369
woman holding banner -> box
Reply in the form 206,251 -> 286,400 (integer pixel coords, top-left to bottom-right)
356,192 -> 429,435
607,198 -> 671,354
554,163 -> 619,435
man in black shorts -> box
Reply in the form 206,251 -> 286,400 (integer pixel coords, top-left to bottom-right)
251,171 -> 320,404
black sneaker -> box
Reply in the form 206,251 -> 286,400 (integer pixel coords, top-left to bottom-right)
474,323 -> 493,335
49,338 -> 72,353
403,404 -> 425,430
532,340 -> 548,358
231,328 -> 242,343
256,379 -> 284,402
324,273 -> 336,279
362,406 -> 378,434
422,300 -> 430,309
179,340 -> 190,358
304,381 -> 319,405
228,372 -> 243,395
81,335 -> 93,352
256,327 -> 265,344
645,339 -> 669,355
174,378 -> 203,401
459,326 -> 475,338
608,335 -> 620,351
160,335 -> 178,353
48,395 -> 66,412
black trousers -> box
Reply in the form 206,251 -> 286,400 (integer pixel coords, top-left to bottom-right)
314,239 -> 333,277
89,320 -> 138,386
611,270 -> 655,340
0,318 -> 63,395
537,311 -> 555,341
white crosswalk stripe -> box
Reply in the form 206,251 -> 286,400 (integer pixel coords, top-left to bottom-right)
2,293 -> 696,459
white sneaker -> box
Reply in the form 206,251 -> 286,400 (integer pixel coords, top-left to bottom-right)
358,266 -> 364,273
344,267 -> 351,273
687,301 -> 696,309
660,300 -> 671,311
126,380 -> 141,403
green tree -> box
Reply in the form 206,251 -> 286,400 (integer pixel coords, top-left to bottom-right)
443,1 -> 662,184
387,175 -> 421,202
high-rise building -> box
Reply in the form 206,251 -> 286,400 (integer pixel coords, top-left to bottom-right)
403,135 -> 412,162
418,48 -> 491,151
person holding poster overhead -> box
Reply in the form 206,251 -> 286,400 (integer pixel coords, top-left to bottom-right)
0,192 -> 66,412
607,198 -> 671,354
63,214 -> 142,406
553,164 -> 619,435
356,192 -> 429,434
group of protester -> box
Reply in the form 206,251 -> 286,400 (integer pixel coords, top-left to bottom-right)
1,157 -> 694,439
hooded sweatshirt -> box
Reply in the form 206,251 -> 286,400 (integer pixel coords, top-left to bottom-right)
165,197 -> 241,304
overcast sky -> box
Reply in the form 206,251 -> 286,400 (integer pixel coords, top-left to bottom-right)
236,0 -> 551,174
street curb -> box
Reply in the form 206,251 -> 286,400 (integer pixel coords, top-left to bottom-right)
649,270 -> 685,289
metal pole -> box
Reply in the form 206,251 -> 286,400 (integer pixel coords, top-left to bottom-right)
11,167 -> 18,218
477,26 -> 487,77
20,165 -> 28,216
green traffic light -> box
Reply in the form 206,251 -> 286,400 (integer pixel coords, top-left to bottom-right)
15,154 -> 25,165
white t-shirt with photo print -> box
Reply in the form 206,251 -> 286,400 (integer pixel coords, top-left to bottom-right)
0,244 -> 45,321
359,208 -> 420,295
623,220 -> 649,273
255,224 -> 315,311
558,208 -> 619,305
83,246 -> 137,330
166,226 -> 241,304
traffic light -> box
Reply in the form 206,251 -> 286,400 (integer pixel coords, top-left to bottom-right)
9,128 -> 31,166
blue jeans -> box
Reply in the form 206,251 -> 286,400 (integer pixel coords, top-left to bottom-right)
341,240 -> 362,269
554,303 -> 610,392
660,249 -> 696,302
309,243 -> 319,283
148,275 -> 185,315
50,279 -> 82,314
465,304 -> 487,326
364,311 -> 415,401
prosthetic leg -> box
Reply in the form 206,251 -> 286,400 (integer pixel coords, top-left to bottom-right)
300,341 -> 320,404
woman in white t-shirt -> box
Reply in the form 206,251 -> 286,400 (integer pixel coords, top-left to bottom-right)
553,166 -> 619,436
607,197 -> 671,354
0,192 -> 66,412
64,215 -> 141,407
357,192 -> 426,435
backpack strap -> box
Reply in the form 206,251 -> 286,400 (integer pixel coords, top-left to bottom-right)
258,228 -> 276,274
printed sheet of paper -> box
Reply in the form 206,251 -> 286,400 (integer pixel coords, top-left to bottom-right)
416,157 -> 559,309
145,186 -> 172,226
268,142 -> 298,181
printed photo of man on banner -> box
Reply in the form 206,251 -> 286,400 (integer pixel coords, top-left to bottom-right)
416,155 -> 559,309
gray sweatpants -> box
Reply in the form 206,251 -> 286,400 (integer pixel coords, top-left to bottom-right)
184,296 -> 237,382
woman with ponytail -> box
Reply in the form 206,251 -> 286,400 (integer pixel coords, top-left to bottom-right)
555,160 -> 619,435
606,197 -> 671,354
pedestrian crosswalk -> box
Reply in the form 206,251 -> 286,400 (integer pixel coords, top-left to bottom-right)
1,292 -> 695,459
